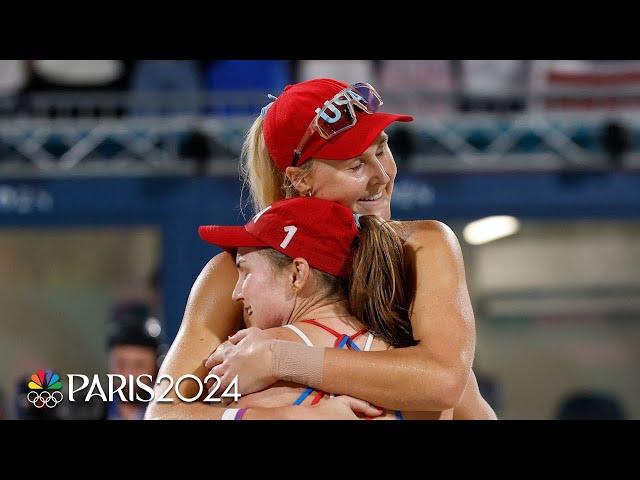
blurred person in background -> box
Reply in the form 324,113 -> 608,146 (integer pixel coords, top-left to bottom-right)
106,301 -> 160,420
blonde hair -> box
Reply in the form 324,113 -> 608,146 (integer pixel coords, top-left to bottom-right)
240,115 -> 314,216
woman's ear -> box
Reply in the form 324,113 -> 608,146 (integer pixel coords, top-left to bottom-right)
285,166 -> 313,196
289,257 -> 311,292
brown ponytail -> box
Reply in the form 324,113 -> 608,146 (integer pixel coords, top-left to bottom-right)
348,216 -> 416,348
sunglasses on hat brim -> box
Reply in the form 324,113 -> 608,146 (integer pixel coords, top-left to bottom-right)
291,82 -> 383,167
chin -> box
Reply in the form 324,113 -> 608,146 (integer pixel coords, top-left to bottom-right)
355,199 -> 391,219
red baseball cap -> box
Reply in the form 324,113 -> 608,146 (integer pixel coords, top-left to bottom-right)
198,197 -> 360,278
263,78 -> 413,172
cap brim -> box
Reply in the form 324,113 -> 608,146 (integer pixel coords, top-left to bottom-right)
309,112 -> 413,162
198,225 -> 266,250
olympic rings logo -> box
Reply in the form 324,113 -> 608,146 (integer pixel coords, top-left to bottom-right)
27,390 -> 64,409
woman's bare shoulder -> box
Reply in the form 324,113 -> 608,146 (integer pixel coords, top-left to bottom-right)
396,219 -> 458,249
396,219 -> 466,281
194,250 -> 238,287
181,250 -> 243,334
187,250 -> 242,304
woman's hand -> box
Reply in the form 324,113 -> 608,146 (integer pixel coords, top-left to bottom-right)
204,327 -> 278,399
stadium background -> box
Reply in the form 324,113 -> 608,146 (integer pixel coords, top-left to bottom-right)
0,60 -> 638,419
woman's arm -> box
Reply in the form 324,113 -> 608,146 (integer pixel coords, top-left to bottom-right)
207,221 -> 477,412
145,252 -> 244,419
319,220 -> 475,410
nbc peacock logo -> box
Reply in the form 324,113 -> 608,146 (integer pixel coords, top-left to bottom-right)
27,369 -> 63,409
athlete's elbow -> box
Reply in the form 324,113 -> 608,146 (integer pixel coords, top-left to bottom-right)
438,370 -> 468,410
408,368 -> 466,411
419,366 -> 467,411
406,353 -> 468,410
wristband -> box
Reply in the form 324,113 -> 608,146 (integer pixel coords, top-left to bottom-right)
271,340 -> 324,387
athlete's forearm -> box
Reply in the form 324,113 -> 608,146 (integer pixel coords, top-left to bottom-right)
272,341 -> 469,411
322,346 -> 469,411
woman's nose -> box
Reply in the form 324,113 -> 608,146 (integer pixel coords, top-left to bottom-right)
372,156 -> 391,184
231,281 -> 243,302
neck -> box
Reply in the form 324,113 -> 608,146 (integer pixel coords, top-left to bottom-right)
285,297 -> 355,326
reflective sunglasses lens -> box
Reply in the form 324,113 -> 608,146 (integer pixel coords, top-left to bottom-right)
351,84 -> 382,112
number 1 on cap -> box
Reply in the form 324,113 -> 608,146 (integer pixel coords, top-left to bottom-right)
280,225 -> 298,249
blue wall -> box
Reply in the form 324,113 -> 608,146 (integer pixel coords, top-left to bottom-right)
1,171 -> 639,341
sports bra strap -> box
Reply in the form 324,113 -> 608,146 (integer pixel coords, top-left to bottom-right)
282,324 -> 314,346
301,319 -> 369,344
300,319 -> 344,338
349,328 -> 369,341
364,333 -> 374,351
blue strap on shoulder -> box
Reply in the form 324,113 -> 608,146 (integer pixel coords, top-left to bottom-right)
337,335 -> 350,349
293,387 -> 315,406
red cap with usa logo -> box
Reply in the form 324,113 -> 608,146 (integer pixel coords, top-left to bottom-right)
198,197 -> 360,278
262,78 -> 413,172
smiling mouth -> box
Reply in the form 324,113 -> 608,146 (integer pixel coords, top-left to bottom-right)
359,191 -> 384,202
